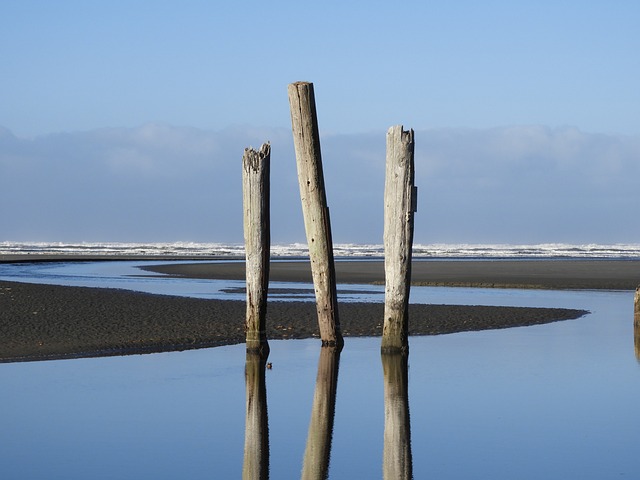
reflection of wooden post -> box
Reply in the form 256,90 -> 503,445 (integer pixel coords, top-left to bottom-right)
243,143 -> 271,353
382,126 -> 416,353
634,287 -> 640,362
634,322 -> 640,363
635,286 -> 640,326
288,81 -> 342,347
302,345 -> 341,480
243,351 -> 269,480
382,352 -> 413,480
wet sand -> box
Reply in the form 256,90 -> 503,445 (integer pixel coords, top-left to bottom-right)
6,257 -> 634,362
143,259 -> 640,290
0,279 -> 587,363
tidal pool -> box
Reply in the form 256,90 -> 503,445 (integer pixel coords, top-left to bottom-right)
1,286 -> 637,479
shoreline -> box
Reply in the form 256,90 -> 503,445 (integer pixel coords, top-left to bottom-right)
3,256 -> 634,362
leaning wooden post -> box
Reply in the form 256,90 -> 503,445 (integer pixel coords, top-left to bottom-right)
382,126 -> 416,354
288,81 -> 342,347
242,143 -> 271,354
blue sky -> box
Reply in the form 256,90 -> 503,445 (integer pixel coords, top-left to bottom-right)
1,1 -> 639,244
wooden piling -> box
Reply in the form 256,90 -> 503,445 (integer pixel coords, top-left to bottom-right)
242,143 -> 271,354
381,126 -> 416,353
287,81 -> 342,347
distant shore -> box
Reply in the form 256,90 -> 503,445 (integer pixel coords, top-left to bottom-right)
3,256 -> 633,362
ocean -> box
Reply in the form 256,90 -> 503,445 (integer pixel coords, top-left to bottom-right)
2,241 -> 640,259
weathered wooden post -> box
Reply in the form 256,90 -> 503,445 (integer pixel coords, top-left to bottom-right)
243,143 -> 271,354
301,346 -> 341,480
382,352 -> 413,480
381,126 -> 416,354
243,351 -> 269,480
287,81 -> 342,347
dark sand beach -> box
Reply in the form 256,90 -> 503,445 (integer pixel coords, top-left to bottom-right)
143,259 -> 640,290
3,258 -> 636,362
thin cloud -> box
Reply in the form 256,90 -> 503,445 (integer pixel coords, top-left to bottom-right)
1,124 -> 638,244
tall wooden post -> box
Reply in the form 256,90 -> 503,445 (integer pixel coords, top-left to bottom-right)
243,143 -> 271,354
382,126 -> 416,354
288,81 -> 342,347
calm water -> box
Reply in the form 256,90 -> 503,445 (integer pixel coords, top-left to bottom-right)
0,262 -> 638,479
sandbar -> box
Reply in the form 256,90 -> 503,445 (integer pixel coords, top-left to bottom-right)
0,256 -> 611,362
143,258 -> 640,290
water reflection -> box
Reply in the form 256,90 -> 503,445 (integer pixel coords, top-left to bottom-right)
243,343 -> 415,479
302,346 -> 342,480
243,351 -> 270,480
634,322 -> 640,363
382,352 -> 413,480
635,289 -> 640,362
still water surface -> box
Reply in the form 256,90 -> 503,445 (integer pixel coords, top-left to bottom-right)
0,262 -> 638,478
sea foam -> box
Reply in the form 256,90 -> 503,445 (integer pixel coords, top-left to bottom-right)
2,241 -> 640,259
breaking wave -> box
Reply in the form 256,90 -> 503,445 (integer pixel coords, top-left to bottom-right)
2,241 -> 640,259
